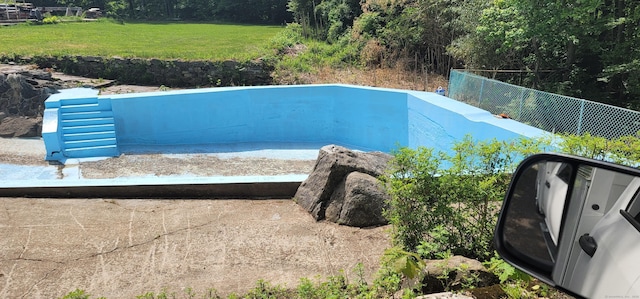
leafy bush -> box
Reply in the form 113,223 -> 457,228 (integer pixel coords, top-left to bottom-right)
382,132 -> 640,267
237,280 -> 292,298
557,132 -> 640,166
42,16 -> 61,24
485,253 -> 556,299
268,23 -> 304,54
59,289 -> 105,299
382,247 -> 426,281
381,135 -> 547,261
353,12 -> 383,38
484,253 -> 530,284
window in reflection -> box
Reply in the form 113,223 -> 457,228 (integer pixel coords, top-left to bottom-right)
502,161 -> 572,272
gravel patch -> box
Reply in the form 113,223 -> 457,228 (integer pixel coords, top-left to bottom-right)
79,153 -> 316,179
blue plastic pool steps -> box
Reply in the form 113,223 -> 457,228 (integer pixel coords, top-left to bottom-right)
50,93 -> 120,160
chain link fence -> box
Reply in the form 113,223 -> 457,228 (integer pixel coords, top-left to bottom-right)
448,70 -> 640,139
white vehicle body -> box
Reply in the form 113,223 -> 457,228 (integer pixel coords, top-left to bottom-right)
555,171 -> 640,298
536,161 -> 570,245
566,178 -> 640,298
498,154 -> 640,299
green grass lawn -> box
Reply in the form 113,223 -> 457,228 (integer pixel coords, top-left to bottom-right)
0,20 -> 284,60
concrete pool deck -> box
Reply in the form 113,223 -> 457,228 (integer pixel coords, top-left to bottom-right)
0,137 -> 319,198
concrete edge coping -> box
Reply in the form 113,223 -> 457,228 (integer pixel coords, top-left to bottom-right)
0,174 -> 308,199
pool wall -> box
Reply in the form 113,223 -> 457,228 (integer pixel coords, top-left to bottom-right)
43,84 -> 546,161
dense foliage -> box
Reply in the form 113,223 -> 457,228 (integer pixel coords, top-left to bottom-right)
451,0 -> 640,109
382,132 -> 640,263
31,0 -> 292,24
380,135 -> 546,261
26,0 -> 640,108
20,0 -> 640,107
287,0 -> 640,109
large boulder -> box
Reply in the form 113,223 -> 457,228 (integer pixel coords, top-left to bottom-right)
294,144 -> 392,227
0,73 -> 56,118
420,256 -> 499,294
0,68 -> 62,137
325,171 -> 389,227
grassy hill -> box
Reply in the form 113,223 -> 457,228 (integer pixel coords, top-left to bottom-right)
0,20 -> 284,60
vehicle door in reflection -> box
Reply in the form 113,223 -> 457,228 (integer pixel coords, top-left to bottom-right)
564,176 -> 640,298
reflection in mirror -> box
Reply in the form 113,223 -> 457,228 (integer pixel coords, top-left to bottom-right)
502,161 -> 572,274
498,155 -> 640,298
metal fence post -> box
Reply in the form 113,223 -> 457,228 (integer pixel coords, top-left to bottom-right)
478,77 -> 485,107
577,100 -> 585,135
518,88 -> 526,121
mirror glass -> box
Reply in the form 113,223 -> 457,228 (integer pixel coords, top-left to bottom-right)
501,161 -> 572,273
499,156 -> 640,298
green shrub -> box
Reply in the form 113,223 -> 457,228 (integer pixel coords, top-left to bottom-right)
353,12 -> 383,38
269,23 -> 365,80
59,289 -> 106,299
59,289 -> 90,299
484,252 -> 530,284
381,135 -> 547,261
268,23 -> 304,54
42,16 -> 61,24
557,132 -> 640,166
241,280 -> 291,298
382,132 -> 640,261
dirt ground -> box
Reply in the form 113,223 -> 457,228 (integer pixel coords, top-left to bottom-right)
0,139 -> 392,299
0,198 -> 390,299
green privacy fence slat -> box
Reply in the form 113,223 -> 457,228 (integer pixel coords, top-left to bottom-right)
448,70 -> 640,139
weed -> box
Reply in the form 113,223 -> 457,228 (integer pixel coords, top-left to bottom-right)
182,287 -> 195,298
372,267 -> 403,296
557,132 -> 640,166
59,289 -> 107,299
484,253 -> 530,284
59,289 -> 90,299
502,281 -> 536,299
384,247 -> 426,281
456,263 -> 481,290
42,16 -> 61,25
244,279 -> 290,298
135,288 -> 174,298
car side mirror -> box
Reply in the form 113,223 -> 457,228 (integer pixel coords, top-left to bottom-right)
495,153 -> 640,298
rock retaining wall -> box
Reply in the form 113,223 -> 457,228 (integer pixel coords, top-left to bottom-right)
1,55 -> 274,87
0,71 -> 59,118
0,70 -> 62,137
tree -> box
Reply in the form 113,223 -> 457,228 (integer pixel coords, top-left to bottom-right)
288,0 -> 360,40
449,0 -> 640,108
352,0 -> 478,74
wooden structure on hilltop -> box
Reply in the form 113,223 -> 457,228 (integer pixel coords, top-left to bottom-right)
1,0 -> 82,22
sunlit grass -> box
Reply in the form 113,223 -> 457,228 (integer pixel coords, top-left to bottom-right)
0,20 -> 284,60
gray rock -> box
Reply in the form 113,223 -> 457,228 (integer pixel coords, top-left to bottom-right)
0,70 -> 58,136
0,73 -> 51,118
9,56 -> 273,89
0,116 -> 42,137
325,171 -> 389,227
294,144 -> 392,224
421,256 -> 499,294
19,69 -> 52,81
416,292 -> 474,299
